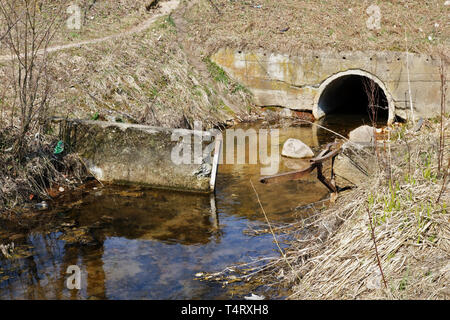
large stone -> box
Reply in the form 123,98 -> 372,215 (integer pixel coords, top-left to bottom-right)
334,154 -> 368,186
280,108 -> 293,118
283,158 -> 311,170
348,125 -> 376,145
333,142 -> 376,187
281,138 -> 314,158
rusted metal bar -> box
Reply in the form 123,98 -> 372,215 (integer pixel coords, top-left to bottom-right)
259,140 -> 343,193
316,162 -> 337,193
310,144 -> 342,164
260,164 -> 316,184
312,142 -> 334,160
330,153 -> 336,187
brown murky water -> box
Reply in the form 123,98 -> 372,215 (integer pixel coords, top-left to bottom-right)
0,114 -> 386,299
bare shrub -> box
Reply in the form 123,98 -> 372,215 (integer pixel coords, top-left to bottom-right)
0,1 -> 90,212
0,0 -> 66,158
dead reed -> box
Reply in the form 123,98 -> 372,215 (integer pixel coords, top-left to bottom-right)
206,116 -> 449,299
279,117 -> 449,299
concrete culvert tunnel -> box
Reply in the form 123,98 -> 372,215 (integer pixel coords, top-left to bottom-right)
315,71 -> 392,123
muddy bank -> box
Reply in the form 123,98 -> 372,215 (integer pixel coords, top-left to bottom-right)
0,127 -> 90,215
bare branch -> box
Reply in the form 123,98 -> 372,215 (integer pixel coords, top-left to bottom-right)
0,0 -> 67,157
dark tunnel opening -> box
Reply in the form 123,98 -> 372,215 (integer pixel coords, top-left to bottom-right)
315,74 -> 391,143
318,75 -> 389,121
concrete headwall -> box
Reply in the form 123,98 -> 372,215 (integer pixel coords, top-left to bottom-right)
56,119 -> 220,193
211,48 -> 449,122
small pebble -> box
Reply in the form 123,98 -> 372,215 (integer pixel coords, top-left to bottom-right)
35,201 -> 48,211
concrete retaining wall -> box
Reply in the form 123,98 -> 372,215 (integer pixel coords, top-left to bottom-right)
55,119 -> 220,193
211,48 -> 449,122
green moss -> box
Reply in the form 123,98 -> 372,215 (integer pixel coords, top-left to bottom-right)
202,85 -> 212,97
231,82 -> 250,94
192,85 -> 203,97
221,104 -> 235,115
204,57 -> 230,84
155,15 -> 176,33
166,15 -> 176,28
91,112 -> 100,120
68,31 -> 81,40
147,86 -> 159,98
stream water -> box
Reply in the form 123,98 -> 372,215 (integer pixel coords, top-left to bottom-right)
0,114 -> 386,300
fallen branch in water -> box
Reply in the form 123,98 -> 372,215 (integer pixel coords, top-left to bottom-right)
249,179 -> 302,284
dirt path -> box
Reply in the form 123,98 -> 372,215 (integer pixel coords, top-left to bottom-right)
171,0 -> 247,118
172,1 -> 209,78
0,0 -> 180,62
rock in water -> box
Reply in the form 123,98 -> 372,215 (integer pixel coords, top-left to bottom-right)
281,138 -> 314,158
193,162 -> 212,178
280,108 -> 293,118
333,142 -> 376,187
244,293 -> 265,300
349,125 -> 376,145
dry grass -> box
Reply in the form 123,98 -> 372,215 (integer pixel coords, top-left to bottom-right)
0,0 -> 159,52
54,0 -> 149,44
0,127 -> 88,211
0,11 -> 254,130
266,117 -> 450,299
204,117 -> 449,299
184,0 -> 449,55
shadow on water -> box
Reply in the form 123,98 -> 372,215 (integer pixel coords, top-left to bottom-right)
0,115 -> 385,299
0,184 -> 292,299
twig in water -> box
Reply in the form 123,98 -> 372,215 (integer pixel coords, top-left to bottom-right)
362,77 -> 382,165
293,119 -> 374,160
249,180 -> 302,283
366,206 -> 388,289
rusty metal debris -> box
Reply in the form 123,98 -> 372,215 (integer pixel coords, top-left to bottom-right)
260,140 -> 344,199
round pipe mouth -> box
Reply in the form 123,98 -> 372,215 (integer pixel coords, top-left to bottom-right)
313,70 -> 395,124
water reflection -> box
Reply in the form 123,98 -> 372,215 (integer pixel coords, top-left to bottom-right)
70,187 -> 217,245
0,186 -> 284,299
315,113 -> 388,145
0,116 -> 381,299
